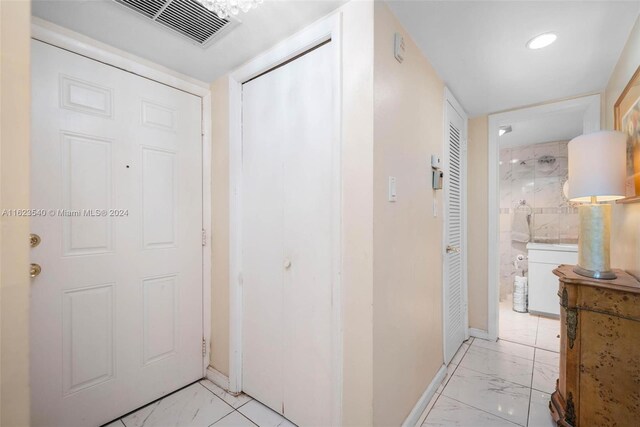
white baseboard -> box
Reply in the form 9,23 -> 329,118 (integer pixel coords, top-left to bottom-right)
468,328 -> 492,341
402,364 -> 446,427
205,366 -> 230,391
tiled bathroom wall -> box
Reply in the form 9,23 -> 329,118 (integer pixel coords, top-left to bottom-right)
499,140 -> 579,300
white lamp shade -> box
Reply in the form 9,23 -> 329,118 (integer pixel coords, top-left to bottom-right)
568,131 -> 626,202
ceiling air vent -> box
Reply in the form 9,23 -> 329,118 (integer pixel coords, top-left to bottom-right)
114,0 -> 239,47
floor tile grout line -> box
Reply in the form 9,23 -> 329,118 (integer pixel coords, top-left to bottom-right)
199,379 -> 257,411
417,392 -> 441,427
108,379 -> 200,427
209,409 -> 259,427
197,381 -> 238,413
423,341 -> 472,426
206,408 -> 238,427
498,336 -> 559,353
525,391 -> 534,427
531,386 -> 555,395
428,339 -> 532,424
236,398 -> 252,410
430,341 -> 470,416
441,353 -> 464,391
235,410 -> 260,427
469,340 -> 536,362
524,348 -> 539,427
452,364 -> 534,390
438,394 -> 524,426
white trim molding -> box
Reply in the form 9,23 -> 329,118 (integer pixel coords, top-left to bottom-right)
31,17 -> 209,97
206,366 -> 231,392
468,328 -> 491,341
402,364 -> 447,427
32,17 -> 214,376
487,93 -> 601,341
227,12 -> 343,426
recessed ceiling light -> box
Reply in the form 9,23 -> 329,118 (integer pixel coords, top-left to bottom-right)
526,32 -> 557,50
499,125 -> 513,136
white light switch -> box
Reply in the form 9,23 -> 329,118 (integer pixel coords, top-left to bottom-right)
388,176 -> 397,202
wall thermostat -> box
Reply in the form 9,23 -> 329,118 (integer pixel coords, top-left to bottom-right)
394,33 -> 405,63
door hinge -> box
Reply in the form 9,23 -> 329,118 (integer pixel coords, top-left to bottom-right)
202,229 -> 207,247
202,338 -> 207,357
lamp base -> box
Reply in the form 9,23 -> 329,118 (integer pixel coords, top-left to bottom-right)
577,203 -> 615,280
573,265 -> 617,280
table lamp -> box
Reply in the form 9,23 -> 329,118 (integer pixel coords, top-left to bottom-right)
568,131 -> 626,279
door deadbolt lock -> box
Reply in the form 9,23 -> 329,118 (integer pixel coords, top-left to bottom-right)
30,233 -> 41,248
30,263 -> 42,278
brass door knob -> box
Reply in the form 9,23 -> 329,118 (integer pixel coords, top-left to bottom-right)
30,233 -> 41,248
30,263 -> 42,278
446,245 -> 461,254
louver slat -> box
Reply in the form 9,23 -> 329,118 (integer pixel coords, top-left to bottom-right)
116,0 -> 166,18
113,0 -> 236,47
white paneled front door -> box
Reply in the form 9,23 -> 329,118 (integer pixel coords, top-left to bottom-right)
241,41 -> 336,427
30,40 -> 203,427
443,98 -> 468,364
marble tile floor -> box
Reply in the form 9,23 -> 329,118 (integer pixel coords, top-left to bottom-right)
103,379 -> 296,427
421,304 -> 560,427
499,298 -> 560,352
104,301 -> 560,427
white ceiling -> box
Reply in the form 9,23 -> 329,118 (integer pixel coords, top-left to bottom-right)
32,0 -> 346,83
498,108 -> 584,148
386,0 -> 640,117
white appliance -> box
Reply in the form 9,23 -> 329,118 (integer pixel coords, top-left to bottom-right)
527,243 -> 578,316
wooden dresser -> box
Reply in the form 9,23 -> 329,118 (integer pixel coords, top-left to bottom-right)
550,264 -> 640,426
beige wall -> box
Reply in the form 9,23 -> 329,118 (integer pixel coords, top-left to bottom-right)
372,3 -> 444,425
210,76 -> 231,376
208,2 -> 376,425
606,15 -> 640,279
340,1 -> 375,425
0,0 -> 31,425
467,116 -> 489,331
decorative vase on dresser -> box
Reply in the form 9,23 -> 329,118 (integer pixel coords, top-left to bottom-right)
550,264 -> 640,426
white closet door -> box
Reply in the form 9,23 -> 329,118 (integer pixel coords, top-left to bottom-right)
30,41 -> 203,427
241,57 -> 287,414
242,42 -> 335,427
443,101 -> 467,364
281,43 -> 334,426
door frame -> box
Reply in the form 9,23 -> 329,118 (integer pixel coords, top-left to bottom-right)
486,93 -> 601,341
442,88 -> 469,364
227,13 -> 343,425
30,17 -> 213,374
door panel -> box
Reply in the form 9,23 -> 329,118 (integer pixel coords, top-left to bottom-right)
241,42 -> 335,427
281,43 -> 334,426
241,60 -> 286,413
30,40 -> 203,427
444,101 -> 467,364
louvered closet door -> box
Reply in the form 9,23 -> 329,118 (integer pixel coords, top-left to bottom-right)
30,41 -> 203,427
443,101 -> 467,364
242,41 -> 335,427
